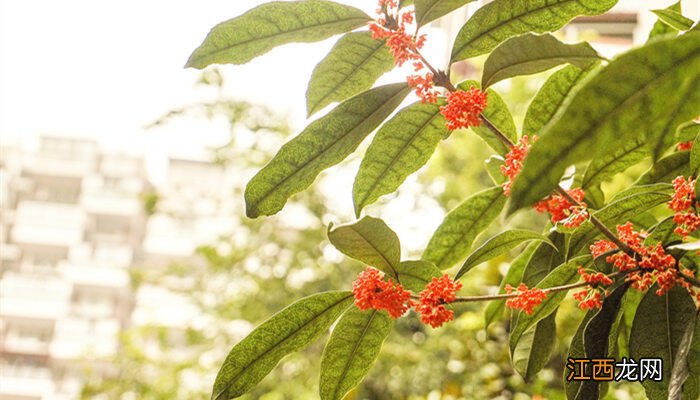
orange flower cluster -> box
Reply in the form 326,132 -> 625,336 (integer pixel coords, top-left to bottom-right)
352,268 -> 462,328
500,135 -> 535,196
352,267 -> 412,318
415,274 -> 463,328
439,87 -> 488,130
573,266 -> 613,310
573,289 -> 603,310
534,188 -> 589,228
369,1 -> 438,103
589,223 -> 682,295
668,176 -> 700,236
677,141 -> 693,151
504,283 -> 548,315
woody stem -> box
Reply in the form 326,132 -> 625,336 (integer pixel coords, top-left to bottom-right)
449,269 -> 630,303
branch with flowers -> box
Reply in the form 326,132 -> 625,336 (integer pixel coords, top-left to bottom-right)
186,0 -> 700,399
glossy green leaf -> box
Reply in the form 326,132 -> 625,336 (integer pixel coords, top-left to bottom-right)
484,241 -> 539,327
396,260 -> 442,292
636,151 -> 690,185
652,8 -> 694,31
458,81 -> 517,154
450,0 -> 617,61
581,137 -> 648,201
415,0 -> 476,26
575,282 -> 629,400
648,1 -> 681,40
646,216 -> 683,248
485,155 -> 507,185
212,291 -> 353,400
630,286 -> 699,400
523,65 -> 593,136
564,310 -> 595,399
521,232 -> 566,286
186,0 -> 370,68
668,309 -> 699,400
423,186 -> 505,270
306,31 -> 395,117
568,190 -> 671,256
353,100 -> 448,215
509,33 -> 700,213
512,312 -> 557,381
676,121 -> 700,143
482,34 -> 601,88
690,132 -> 700,176
509,255 -> 592,355
245,83 -> 410,218
456,230 -> 554,279
319,308 -> 394,400
327,216 -> 401,278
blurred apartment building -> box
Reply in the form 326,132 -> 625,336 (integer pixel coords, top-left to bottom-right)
0,137 -> 148,399
0,136 -> 234,399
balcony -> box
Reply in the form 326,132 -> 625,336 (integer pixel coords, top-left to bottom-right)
22,153 -> 95,178
11,201 -> 84,247
0,272 -> 71,320
50,318 -> 119,360
81,191 -> 142,217
0,363 -> 54,398
62,263 -> 129,289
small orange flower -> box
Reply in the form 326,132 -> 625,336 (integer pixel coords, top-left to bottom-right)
439,87 -> 488,131
534,188 -> 589,228
415,274 -> 462,328
352,267 -> 412,318
504,283 -> 548,315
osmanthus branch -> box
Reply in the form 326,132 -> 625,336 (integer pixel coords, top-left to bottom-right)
413,49 -> 700,289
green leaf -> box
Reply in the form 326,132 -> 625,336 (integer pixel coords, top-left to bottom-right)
636,151 -> 690,186
415,0 -> 476,26
327,216 -> 401,278
523,64 -> 593,136
521,232 -> 566,286
668,241 -> 700,251
564,310 -> 595,399
652,8 -> 694,31
484,155 -> 507,185
456,230 -> 554,279
509,33 -> 700,213
353,100 -> 449,215
482,34 -> 601,88
245,83 -> 410,218
306,31 -> 395,117
395,260 -> 442,292
423,186 -> 505,270
575,282 -> 629,400
186,0 -> 370,68
646,216 -> 683,248
568,190 -> 671,256
676,121 -> 700,143
648,1 -> 681,40
512,312 -> 557,381
581,137 -> 648,200
319,308 -> 394,400
458,81 -> 517,154
690,132 -> 700,176
630,286 -> 698,400
509,255 -> 592,355
484,241 -> 539,327
450,0 -> 617,61
668,309 -> 699,400
212,291 -> 353,400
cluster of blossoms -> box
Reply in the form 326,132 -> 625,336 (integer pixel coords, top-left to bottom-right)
500,135 -> 534,196
668,176 -> 700,236
534,188 -> 590,229
504,283 -> 549,314
352,267 -> 462,327
590,222 -> 684,295
415,274 -> 463,327
369,1 -> 437,103
573,266 -> 613,310
369,0 -> 488,129
677,141 -> 693,151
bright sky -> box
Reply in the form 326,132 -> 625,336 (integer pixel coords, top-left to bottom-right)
0,0 -> 387,156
